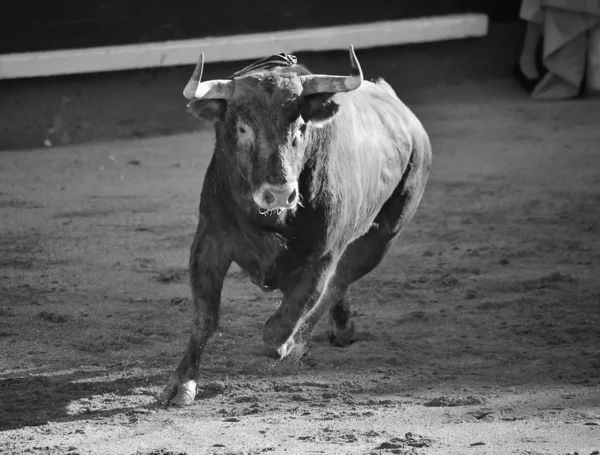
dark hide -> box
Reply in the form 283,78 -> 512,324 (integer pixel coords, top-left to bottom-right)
161,61 -> 432,406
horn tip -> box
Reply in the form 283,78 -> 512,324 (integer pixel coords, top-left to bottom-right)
348,45 -> 362,79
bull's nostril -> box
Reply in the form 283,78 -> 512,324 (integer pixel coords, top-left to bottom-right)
263,190 -> 274,205
287,189 -> 297,204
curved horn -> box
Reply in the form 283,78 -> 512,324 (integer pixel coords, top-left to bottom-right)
183,53 -> 235,100
300,45 -> 363,96
183,53 -> 205,99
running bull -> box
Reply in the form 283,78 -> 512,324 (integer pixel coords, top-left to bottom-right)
160,46 -> 432,405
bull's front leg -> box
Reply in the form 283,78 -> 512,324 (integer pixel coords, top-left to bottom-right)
160,219 -> 231,406
263,254 -> 346,360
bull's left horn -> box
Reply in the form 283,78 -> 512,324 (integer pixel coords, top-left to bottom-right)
183,53 -> 235,100
300,45 -> 363,96
183,53 -> 205,99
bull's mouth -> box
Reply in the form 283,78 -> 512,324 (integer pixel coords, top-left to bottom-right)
258,207 -> 287,216
257,193 -> 303,216
252,181 -> 302,216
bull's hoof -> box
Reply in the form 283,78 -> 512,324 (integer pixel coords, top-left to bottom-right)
277,337 -> 296,360
158,379 -> 197,406
328,320 -> 356,347
276,338 -> 309,363
263,316 -> 294,349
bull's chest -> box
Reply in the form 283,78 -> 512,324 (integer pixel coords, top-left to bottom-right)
235,257 -> 278,291
233,236 -> 288,292
233,233 -> 309,292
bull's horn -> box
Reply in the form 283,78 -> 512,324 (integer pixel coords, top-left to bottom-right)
183,53 -> 205,99
300,45 -> 363,96
183,53 -> 234,100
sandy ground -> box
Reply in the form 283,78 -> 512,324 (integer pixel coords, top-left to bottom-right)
1,79 -> 599,455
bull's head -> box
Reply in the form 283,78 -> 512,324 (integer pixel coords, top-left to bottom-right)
184,46 -> 363,215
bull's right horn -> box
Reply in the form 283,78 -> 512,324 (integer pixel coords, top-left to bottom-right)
183,53 -> 235,100
300,45 -> 363,96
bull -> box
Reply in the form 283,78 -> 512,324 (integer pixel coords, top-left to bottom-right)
160,46 -> 432,405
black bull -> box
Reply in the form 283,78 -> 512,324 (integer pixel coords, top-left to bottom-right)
160,46 -> 432,405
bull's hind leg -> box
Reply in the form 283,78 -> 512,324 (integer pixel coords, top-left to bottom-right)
328,295 -> 355,347
324,228 -> 392,348
160,218 -> 232,406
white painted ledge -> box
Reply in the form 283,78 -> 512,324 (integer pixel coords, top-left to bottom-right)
0,14 -> 488,80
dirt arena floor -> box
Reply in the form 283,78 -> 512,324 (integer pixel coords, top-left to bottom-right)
1,76 -> 599,454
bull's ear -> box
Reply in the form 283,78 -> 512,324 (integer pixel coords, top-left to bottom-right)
301,93 -> 340,128
187,99 -> 227,122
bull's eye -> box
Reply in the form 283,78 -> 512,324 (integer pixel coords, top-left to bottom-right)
238,127 -> 246,134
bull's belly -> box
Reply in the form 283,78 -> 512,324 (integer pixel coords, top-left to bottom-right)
234,259 -> 279,292
234,244 -> 313,293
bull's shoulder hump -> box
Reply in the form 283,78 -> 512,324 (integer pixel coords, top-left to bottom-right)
343,80 -> 417,126
343,79 -> 431,160
365,77 -> 398,97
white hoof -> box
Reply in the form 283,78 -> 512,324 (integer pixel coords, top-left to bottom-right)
159,380 -> 197,406
277,338 -> 296,360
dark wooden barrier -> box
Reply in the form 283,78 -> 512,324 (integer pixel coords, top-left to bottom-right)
2,1 -> 521,54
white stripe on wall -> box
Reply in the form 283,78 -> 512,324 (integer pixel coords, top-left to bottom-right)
0,14 -> 488,80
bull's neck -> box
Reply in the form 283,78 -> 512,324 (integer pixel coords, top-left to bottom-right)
207,144 -> 261,227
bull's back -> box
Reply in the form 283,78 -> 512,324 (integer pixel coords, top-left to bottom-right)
321,79 -> 429,250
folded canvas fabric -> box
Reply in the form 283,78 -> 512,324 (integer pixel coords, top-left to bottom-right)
587,21 -> 600,92
520,0 -> 600,99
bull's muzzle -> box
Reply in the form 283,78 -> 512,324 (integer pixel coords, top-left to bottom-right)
253,182 -> 299,213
